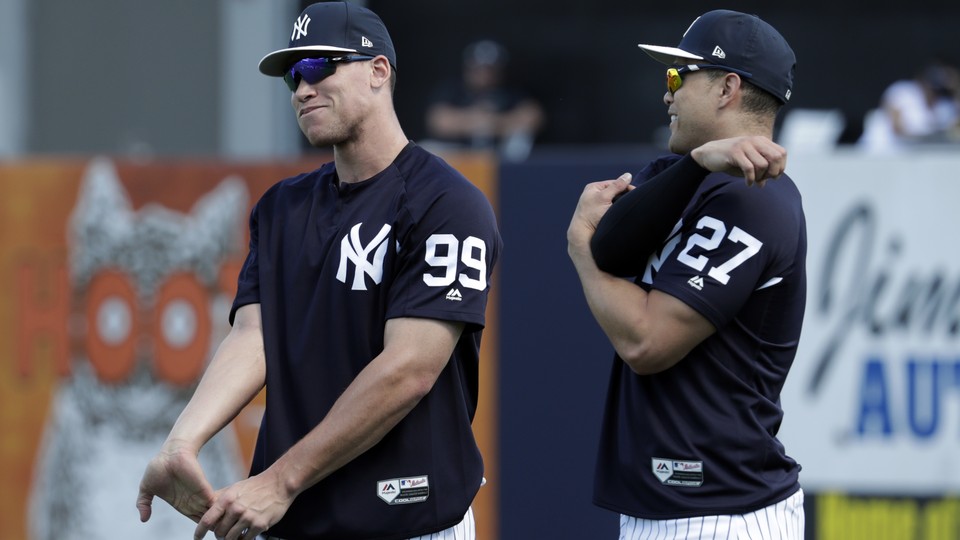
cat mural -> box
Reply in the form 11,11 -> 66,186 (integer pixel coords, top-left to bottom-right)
28,158 -> 250,539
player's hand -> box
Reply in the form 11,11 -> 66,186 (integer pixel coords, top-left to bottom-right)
567,173 -> 633,252
194,470 -> 294,540
690,135 -> 787,186
137,440 -> 215,524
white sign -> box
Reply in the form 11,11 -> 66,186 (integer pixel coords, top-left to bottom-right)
780,150 -> 960,494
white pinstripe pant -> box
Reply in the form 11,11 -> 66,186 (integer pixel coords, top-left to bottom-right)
259,506 -> 476,540
619,489 -> 804,540
409,506 -> 476,540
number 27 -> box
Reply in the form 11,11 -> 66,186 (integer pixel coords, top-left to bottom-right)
676,216 -> 761,285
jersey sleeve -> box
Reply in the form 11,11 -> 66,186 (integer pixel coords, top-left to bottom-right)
591,154 -> 706,277
647,177 -> 802,329
386,181 -> 502,330
229,199 -> 261,325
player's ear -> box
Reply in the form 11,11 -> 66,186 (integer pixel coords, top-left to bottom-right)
370,56 -> 392,90
717,72 -> 743,107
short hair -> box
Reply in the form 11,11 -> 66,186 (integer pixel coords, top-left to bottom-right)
706,70 -> 782,117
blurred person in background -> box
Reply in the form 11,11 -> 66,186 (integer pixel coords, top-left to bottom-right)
425,39 -> 545,161
858,58 -> 960,152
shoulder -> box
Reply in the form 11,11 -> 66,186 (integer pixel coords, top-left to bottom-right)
255,162 -> 335,210
392,145 -> 500,243
694,172 -> 805,236
634,153 -> 685,184
397,144 -> 492,205
702,170 -> 801,201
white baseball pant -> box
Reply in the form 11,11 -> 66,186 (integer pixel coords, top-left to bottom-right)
619,488 -> 804,540
258,506 -> 476,540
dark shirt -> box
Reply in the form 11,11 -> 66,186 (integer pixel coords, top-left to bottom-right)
594,156 -> 806,518
231,142 -> 502,539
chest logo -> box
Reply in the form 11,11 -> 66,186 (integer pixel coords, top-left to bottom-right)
337,223 -> 392,291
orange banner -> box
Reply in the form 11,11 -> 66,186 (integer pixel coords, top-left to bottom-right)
0,154 -> 499,539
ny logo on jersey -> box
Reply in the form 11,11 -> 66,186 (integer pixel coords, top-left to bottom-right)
337,223 -> 392,291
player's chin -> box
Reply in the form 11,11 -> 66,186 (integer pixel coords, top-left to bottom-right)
667,131 -> 697,156
667,137 -> 688,155
303,129 -> 343,149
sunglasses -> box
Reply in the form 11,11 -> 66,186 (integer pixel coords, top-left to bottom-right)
666,64 -> 753,94
283,55 -> 376,91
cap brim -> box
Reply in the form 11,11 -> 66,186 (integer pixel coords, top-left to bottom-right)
258,45 -> 359,76
637,44 -> 704,65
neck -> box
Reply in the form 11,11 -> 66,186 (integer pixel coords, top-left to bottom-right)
715,111 -> 776,141
334,110 -> 409,184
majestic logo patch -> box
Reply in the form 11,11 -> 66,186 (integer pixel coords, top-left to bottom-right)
291,14 -> 311,41
652,458 -> 703,487
337,223 -> 391,291
377,475 -> 430,505
445,288 -> 463,301
687,275 -> 704,290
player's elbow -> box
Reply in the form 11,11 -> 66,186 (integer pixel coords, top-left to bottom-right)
390,361 -> 444,406
617,341 -> 682,375
408,371 -> 440,402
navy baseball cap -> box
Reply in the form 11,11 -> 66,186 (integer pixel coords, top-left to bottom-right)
258,2 -> 397,77
638,10 -> 796,103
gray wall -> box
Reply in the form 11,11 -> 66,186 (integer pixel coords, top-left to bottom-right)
0,0 -> 27,157
23,0 -> 299,158
28,0 -> 220,156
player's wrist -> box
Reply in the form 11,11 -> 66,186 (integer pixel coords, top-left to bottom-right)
567,242 -> 600,276
160,436 -> 202,456
566,228 -> 594,257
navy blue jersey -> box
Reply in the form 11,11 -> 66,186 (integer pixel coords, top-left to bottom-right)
230,142 -> 502,539
593,155 -> 806,518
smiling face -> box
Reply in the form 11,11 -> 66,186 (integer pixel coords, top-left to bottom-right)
290,57 -> 376,148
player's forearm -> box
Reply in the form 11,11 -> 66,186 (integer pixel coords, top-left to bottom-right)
165,316 -> 266,453
268,318 -> 461,498
591,154 -> 709,277
269,359 -> 430,498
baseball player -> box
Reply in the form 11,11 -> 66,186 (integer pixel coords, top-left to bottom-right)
136,3 -> 501,539
567,10 -> 806,539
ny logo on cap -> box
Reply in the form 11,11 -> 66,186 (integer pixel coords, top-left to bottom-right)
291,13 -> 311,41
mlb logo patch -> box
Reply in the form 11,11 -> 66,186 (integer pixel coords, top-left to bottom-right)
652,457 -> 703,487
377,475 -> 430,505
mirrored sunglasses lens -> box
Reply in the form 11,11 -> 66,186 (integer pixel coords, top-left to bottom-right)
284,59 -> 338,91
666,69 -> 682,93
